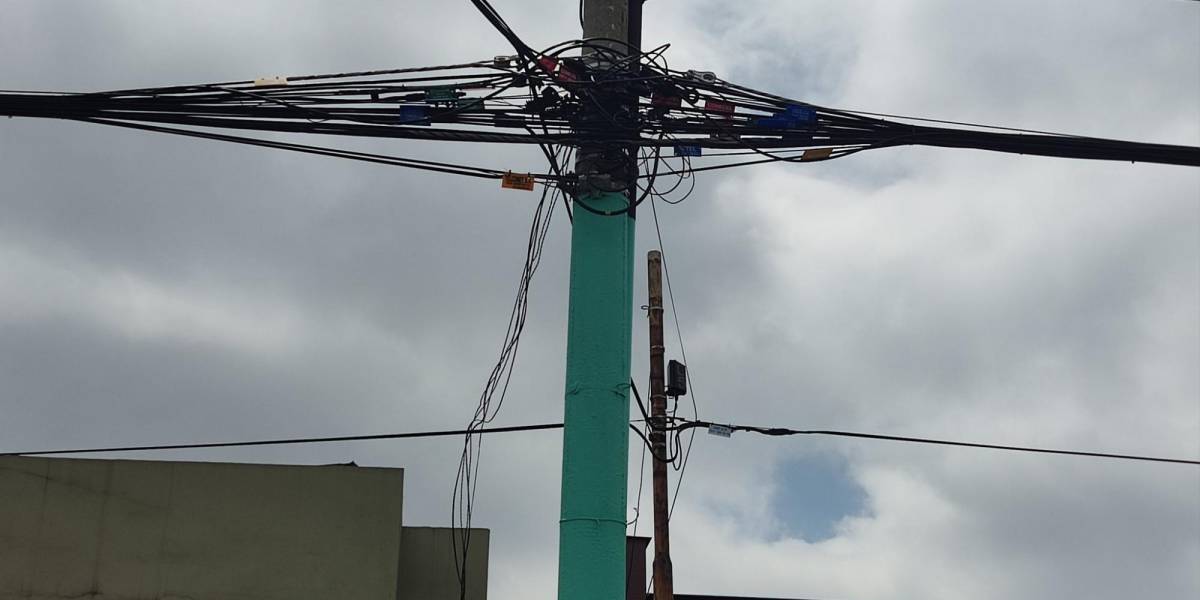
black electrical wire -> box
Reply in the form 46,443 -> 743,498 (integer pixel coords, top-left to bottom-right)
6,37 -> 1193,184
7,418 -> 1195,466
468,0 -> 537,61
629,430 -> 649,533
451,171 -> 561,600
625,423 -> 649,593
80,118 -> 528,180
0,423 -> 567,457
648,195 -> 700,521
630,422 -> 681,464
672,420 -> 1200,466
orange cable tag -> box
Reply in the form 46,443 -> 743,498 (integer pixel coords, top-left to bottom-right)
501,171 -> 536,191
802,148 -> 834,161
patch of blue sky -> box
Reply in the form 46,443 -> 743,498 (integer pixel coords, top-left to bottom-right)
770,452 -> 867,542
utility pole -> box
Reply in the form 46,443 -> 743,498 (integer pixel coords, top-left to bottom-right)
646,250 -> 675,600
558,2 -> 642,600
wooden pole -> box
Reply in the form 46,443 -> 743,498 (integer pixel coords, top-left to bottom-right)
647,250 -> 675,600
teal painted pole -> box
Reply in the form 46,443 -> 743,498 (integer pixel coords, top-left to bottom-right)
557,191 -> 636,599
560,3 -> 638,598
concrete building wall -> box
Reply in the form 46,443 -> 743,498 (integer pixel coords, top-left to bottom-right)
398,527 -> 489,600
0,456 -> 407,600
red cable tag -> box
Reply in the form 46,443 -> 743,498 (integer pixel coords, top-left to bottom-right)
501,172 -> 536,191
557,67 -> 580,83
651,93 -> 682,109
537,57 -> 559,74
705,99 -> 735,115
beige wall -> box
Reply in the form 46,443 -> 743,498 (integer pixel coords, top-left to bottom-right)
0,456 -> 416,600
398,527 -> 490,600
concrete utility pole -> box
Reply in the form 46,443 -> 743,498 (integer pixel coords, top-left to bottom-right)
558,1 -> 642,599
646,250 -> 675,600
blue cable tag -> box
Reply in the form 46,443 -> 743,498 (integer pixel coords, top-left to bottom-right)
755,117 -> 793,129
674,144 -> 702,157
784,104 -> 817,124
398,106 -> 430,126
757,105 -> 817,129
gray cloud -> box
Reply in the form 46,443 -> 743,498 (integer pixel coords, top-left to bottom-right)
2,1 -> 1198,599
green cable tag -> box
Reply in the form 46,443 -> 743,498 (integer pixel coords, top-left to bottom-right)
424,87 -> 458,103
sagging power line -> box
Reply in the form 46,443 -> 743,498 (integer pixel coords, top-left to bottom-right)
6,418 -> 1197,467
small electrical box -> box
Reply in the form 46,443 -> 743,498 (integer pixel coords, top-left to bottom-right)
667,360 -> 687,397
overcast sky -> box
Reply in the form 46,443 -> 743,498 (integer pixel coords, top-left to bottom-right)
1,1 -> 1198,599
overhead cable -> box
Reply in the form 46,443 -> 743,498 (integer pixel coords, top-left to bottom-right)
673,420 -> 1200,466
0,423 -> 566,457
7,419 -> 1197,466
